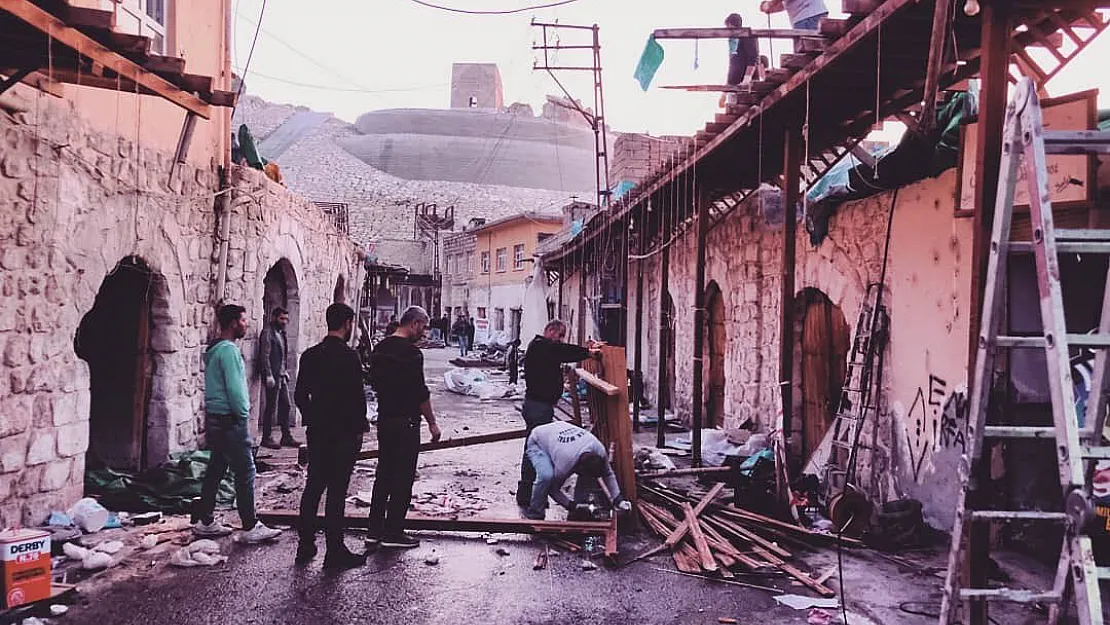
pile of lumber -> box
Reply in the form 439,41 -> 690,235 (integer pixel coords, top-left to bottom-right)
635,482 -> 858,596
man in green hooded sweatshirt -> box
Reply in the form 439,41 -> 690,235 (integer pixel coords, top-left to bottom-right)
193,304 -> 282,543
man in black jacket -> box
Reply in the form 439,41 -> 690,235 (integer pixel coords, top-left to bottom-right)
259,307 -> 298,449
368,306 -> 442,549
516,320 -> 600,507
294,303 -> 368,568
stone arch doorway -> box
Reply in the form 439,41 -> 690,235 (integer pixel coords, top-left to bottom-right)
333,275 -> 346,303
794,288 -> 851,460
75,256 -> 170,471
262,259 -> 300,419
703,282 -> 727,428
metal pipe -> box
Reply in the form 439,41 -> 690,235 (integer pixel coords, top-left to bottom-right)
691,186 -> 708,467
779,128 -> 802,439
633,219 -> 645,432
656,196 -> 671,449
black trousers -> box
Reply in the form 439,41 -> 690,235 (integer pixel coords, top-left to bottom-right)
298,429 -> 360,548
368,419 -> 421,536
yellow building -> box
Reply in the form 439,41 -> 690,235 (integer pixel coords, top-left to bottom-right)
442,213 -> 561,341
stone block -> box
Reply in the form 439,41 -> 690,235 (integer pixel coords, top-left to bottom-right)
3,334 -> 29,367
56,422 -> 89,458
31,393 -> 54,428
52,391 -> 81,426
25,364 -> 54,392
39,458 -> 73,492
25,431 -> 55,466
0,247 -> 25,270
0,395 -> 31,438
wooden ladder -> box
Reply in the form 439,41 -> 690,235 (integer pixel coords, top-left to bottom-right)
939,77 -> 1110,625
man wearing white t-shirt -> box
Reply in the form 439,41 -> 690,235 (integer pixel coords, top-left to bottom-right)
760,0 -> 829,30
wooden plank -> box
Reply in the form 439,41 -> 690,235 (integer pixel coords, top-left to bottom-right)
567,368 -> 583,425
357,428 -> 527,460
259,510 -> 613,535
0,0 -> 212,118
56,4 -> 115,30
715,113 -> 738,124
682,502 -> 718,572
919,0 -> 954,134
779,127 -> 801,441
818,17 -> 851,38
842,0 -> 882,16
144,54 -> 186,75
573,366 -> 620,396
660,84 -> 750,93
599,346 -> 637,508
638,466 -> 732,479
780,53 -> 817,70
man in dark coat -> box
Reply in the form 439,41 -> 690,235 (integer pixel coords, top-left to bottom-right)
294,303 -> 369,568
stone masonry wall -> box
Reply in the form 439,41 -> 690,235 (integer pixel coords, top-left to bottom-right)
628,170 -> 972,521
0,92 -> 358,527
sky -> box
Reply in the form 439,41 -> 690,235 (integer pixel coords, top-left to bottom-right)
230,0 -> 1110,138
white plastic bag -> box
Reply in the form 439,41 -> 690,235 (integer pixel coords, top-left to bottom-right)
68,497 -> 110,533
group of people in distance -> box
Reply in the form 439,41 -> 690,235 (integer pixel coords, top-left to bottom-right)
191,302 -> 630,570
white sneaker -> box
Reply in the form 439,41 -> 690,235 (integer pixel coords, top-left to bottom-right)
193,520 -> 233,537
240,522 -> 282,544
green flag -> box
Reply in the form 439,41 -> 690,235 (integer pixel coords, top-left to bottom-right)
634,35 -> 664,92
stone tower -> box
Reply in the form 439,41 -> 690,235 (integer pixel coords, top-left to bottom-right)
450,63 -> 504,110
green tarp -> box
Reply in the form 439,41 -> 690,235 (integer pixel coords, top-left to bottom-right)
85,451 -> 236,514
634,36 -> 665,92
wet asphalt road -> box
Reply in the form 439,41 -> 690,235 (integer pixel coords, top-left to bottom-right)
64,532 -> 813,625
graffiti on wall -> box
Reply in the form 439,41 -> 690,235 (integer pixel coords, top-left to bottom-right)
906,374 -> 969,481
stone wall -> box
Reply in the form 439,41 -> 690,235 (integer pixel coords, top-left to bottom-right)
0,92 -> 359,527
627,170 -> 972,525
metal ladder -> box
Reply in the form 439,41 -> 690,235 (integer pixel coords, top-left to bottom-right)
825,282 -> 889,496
939,78 -> 1110,625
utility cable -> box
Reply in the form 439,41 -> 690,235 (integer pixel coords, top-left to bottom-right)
408,0 -> 581,15
231,0 -> 267,119
231,67 -> 443,93
234,10 -> 368,90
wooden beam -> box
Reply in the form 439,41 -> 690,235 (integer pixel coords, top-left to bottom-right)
574,366 -> 620,396
779,127 -> 801,440
637,466 -> 733,479
656,198 -> 671,449
682,502 -> 718,572
0,0 -> 212,118
357,428 -> 527,460
919,0 -> 954,134
633,232 -> 645,432
660,84 -> 751,93
691,188 -> 708,467
0,68 -> 33,96
652,27 -> 828,40
260,510 -> 615,539
842,0 -> 882,16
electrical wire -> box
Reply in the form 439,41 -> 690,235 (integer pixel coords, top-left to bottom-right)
408,0 -> 581,15
230,67 -> 443,93
232,0 -> 267,119
234,11 -> 372,90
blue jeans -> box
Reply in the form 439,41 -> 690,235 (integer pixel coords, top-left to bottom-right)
793,13 -> 827,30
524,438 -> 556,519
457,335 -> 469,356
197,413 -> 257,528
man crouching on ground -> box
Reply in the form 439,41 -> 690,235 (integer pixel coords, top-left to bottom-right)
294,303 -> 369,568
367,306 -> 442,548
522,421 -> 632,520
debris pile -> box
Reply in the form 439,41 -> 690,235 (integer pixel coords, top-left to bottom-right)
634,481 -> 853,597
443,368 -> 519,400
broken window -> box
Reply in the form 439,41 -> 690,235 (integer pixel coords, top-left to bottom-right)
494,308 -> 505,331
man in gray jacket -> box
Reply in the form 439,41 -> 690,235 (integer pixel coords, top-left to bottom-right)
521,421 -> 631,520
259,307 -> 298,449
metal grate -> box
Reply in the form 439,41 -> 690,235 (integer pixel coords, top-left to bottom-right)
313,201 -> 349,235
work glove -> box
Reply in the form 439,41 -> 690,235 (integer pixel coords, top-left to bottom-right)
616,500 -> 632,513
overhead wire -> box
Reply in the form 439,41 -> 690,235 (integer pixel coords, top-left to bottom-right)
408,0 -> 581,15
229,68 -> 443,93
231,0 -> 268,118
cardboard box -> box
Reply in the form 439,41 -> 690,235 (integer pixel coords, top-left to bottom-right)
1,529 -> 51,609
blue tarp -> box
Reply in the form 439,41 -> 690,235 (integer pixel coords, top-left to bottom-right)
634,36 -> 665,91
